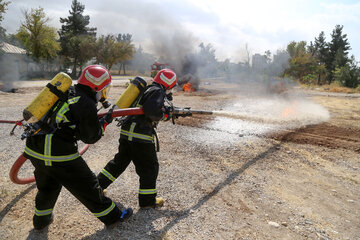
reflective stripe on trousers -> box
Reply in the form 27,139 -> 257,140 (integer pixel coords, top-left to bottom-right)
139,189 -> 157,195
100,169 -> 116,182
35,207 -> 53,216
92,201 -> 116,218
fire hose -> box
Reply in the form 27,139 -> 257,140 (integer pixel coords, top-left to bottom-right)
6,107 -> 145,184
5,106 -> 212,184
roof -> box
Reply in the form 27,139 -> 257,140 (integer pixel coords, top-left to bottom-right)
0,42 -> 26,54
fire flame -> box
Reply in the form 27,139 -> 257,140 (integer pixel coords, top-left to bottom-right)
183,82 -> 195,92
282,101 -> 297,118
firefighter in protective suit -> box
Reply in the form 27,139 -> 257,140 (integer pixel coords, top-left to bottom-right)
23,65 -> 132,230
97,69 -> 177,208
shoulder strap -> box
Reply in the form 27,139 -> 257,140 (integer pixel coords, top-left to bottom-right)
46,83 -> 68,102
45,87 -> 74,131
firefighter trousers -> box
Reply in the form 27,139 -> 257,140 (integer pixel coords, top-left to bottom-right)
98,138 -> 159,207
29,156 -> 121,226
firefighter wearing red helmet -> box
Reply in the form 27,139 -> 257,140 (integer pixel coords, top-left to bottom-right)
23,65 -> 132,230
98,69 -> 177,208
153,68 -> 178,89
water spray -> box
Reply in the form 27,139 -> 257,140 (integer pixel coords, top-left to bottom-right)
212,111 -> 293,124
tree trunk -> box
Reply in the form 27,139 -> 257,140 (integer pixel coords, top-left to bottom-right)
79,65 -> 83,78
118,62 -> 122,75
72,57 -> 78,79
122,63 -> 126,75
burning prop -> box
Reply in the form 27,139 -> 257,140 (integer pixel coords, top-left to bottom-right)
281,101 -> 298,118
183,82 -> 195,92
178,73 -> 200,92
152,52 -> 203,92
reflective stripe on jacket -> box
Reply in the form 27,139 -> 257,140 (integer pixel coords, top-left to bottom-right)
120,82 -> 165,144
55,96 -> 80,129
120,122 -> 154,142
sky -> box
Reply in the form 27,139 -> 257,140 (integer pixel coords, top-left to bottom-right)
2,0 -> 360,62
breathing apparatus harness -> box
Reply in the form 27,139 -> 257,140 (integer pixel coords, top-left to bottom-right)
21,85 -> 111,140
20,84 -> 71,140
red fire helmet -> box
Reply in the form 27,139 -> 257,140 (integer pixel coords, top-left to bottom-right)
77,65 -> 111,92
153,69 -> 177,89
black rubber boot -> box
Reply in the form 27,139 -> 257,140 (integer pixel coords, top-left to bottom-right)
33,214 -> 54,230
105,208 -> 133,229
140,197 -> 164,209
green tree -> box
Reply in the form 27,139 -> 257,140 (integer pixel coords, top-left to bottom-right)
326,25 -> 351,83
308,31 -> 328,84
58,0 -> 96,77
76,35 -> 97,74
16,7 -> 60,61
313,31 -> 328,64
96,34 -> 124,70
286,41 -> 318,83
333,56 -> 360,88
0,0 -> 10,21
116,33 -> 134,75
0,0 -> 11,41
287,41 -> 307,58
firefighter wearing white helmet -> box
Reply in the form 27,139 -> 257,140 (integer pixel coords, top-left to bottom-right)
98,69 -> 177,208
23,65 -> 132,230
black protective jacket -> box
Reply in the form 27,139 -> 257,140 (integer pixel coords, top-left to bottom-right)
120,82 -> 166,144
24,84 -> 103,164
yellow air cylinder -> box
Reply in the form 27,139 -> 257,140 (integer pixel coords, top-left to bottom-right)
23,72 -> 72,123
115,77 -> 147,109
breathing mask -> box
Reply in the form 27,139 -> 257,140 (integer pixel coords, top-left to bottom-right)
96,84 -> 111,108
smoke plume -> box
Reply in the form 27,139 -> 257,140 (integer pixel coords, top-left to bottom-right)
0,54 -> 20,92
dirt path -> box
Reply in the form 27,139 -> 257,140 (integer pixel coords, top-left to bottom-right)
0,80 -> 359,239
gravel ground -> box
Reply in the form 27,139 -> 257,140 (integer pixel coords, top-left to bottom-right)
0,79 -> 359,239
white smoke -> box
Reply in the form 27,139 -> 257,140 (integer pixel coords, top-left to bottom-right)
210,96 -> 330,137
0,54 -> 20,92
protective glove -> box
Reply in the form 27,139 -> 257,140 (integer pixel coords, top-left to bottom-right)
166,92 -> 173,101
103,107 -> 114,124
99,107 -> 114,132
162,105 -> 173,121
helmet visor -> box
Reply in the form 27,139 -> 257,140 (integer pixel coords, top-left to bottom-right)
96,84 -> 111,101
